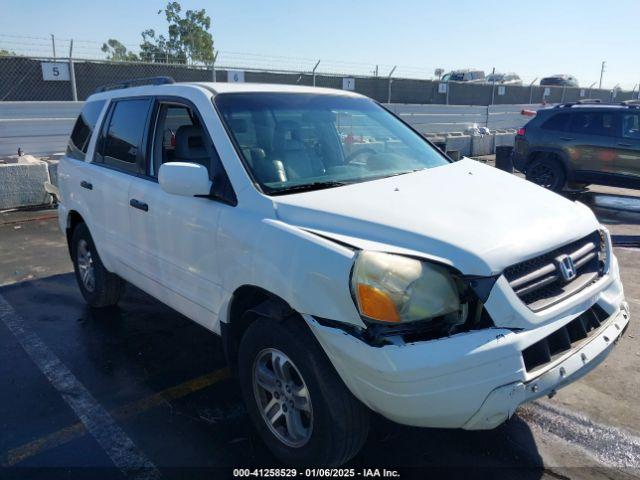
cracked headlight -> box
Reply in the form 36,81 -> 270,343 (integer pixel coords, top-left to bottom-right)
351,251 -> 462,324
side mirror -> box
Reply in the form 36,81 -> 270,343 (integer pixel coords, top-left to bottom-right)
158,162 -> 212,197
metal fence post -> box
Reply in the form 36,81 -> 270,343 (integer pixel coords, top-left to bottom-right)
387,66 -> 396,103
560,86 -> 566,103
211,51 -> 218,81
312,60 -> 320,87
68,40 -> 78,101
528,78 -> 537,104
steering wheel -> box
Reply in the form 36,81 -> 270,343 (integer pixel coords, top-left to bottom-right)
345,147 -> 377,164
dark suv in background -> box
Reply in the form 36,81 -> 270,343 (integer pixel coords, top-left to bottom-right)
513,101 -> 640,191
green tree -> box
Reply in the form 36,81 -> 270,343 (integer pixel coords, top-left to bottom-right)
0,49 -> 15,56
101,39 -> 139,61
139,1 -> 214,64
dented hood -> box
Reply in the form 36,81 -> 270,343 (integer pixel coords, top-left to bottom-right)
272,159 -> 599,276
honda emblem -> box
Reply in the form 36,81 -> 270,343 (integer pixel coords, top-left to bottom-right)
556,254 -> 577,282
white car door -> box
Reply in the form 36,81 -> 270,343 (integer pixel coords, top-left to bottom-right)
126,98 -> 235,331
85,97 -> 154,275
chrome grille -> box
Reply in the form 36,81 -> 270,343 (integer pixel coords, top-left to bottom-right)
504,231 -> 605,312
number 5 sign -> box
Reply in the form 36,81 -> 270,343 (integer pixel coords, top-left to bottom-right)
41,62 -> 70,81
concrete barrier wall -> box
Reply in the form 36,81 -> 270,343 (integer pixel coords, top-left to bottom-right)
0,101 -> 541,157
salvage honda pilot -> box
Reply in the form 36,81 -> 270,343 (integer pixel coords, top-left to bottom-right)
58,78 -> 630,466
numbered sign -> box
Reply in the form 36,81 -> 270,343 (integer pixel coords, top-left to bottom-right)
342,78 -> 355,91
438,83 -> 447,94
543,87 -> 551,97
497,85 -> 506,96
41,62 -> 70,81
580,89 -> 586,97
228,70 -> 245,83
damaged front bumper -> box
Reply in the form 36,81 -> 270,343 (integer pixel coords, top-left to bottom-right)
304,271 -> 629,430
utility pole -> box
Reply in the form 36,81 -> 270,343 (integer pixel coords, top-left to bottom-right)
51,34 -> 56,60
599,61 -> 606,89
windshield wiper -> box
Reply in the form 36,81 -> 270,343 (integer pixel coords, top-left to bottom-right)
270,181 -> 349,195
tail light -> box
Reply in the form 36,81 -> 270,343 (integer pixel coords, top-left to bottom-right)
517,128 -> 526,136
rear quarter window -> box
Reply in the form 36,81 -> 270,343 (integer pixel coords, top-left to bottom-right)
66,100 -> 106,160
540,113 -> 570,132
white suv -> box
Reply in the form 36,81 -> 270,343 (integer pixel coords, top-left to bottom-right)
58,78 -> 630,466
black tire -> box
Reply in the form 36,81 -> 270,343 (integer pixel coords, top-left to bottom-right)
238,316 -> 369,467
71,222 -> 125,308
525,155 -> 566,192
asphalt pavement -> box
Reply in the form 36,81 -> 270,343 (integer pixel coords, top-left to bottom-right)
0,183 -> 639,480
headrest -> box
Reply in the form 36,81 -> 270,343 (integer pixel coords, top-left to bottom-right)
230,118 -> 248,134
273,120 -> 304,152
175,125 -> 207,159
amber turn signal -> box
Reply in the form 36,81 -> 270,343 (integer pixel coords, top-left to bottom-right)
357,283 -> 401,323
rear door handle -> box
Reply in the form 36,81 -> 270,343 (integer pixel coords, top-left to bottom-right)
560,137 -> 574,141
618,142 -> 633,147
129,199 -> 149,212
80,180 -> 93,190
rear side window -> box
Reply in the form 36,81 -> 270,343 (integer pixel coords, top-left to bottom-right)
66,100 -> 106,160
540,113 -> 570,132
97,98 -> 152,173
569,111 -> 617,137
622,113 -> 640,139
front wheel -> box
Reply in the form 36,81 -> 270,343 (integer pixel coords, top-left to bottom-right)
525,155 -> 566,192
71,223 -> 125,308
238,316 -> 369,466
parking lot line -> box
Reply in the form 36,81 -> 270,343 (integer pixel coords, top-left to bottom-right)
2,366 -> 231,467
0,293 -> 162,479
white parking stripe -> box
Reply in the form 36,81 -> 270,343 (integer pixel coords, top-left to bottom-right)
0,294 -> 162,479
520,401 -> 640,469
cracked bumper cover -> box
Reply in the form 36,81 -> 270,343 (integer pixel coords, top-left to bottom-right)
304,277 -> 628,430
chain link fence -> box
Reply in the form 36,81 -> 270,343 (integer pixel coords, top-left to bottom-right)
1,33 -> 638,105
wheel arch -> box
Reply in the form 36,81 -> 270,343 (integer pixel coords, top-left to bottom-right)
65,210 -> 86,255
222,285 -> 299,372
525,148 -> 571,178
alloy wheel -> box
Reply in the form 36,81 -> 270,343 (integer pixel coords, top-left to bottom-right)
252,348 -> 313,448
77,239 -> 95,292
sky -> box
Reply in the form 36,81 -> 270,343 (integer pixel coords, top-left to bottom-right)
1,0 -> 638,89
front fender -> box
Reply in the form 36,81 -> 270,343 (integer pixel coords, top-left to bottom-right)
218,213 -> 364,328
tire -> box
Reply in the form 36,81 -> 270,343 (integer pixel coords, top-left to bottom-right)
71,222 -> 125,308
525,155 -> 566,192
238,316 -> 369,466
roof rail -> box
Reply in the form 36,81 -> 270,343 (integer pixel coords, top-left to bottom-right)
93,76 -> 175,93
556,99 -> 640,109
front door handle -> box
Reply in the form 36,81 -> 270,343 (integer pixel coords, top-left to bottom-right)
129,199 -> 149,212
560,137 -> 574,141
618,142 -> 633,147
80,180 -> 93,190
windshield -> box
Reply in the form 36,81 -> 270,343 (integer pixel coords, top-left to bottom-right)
215,93 -> 449,195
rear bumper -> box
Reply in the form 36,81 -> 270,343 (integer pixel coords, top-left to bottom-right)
305,273 -> 628,429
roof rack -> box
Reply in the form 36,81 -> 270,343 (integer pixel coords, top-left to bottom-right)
94,76 -> 175,93
555,99 -> 640,109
